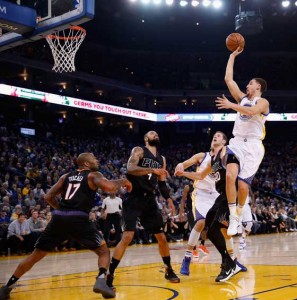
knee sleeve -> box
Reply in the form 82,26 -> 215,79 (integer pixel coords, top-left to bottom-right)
188,229 -> 201,247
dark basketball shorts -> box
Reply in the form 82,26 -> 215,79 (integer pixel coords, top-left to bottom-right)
35,210 -> 105,251
122,192 -> 164,234
205,193 -> 230,230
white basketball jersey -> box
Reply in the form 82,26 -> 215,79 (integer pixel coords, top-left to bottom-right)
233,96 -> 268,140
193,152 -> 217,192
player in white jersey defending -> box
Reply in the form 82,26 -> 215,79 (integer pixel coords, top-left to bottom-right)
215,47 -> 270,236
175,133 -> 221,275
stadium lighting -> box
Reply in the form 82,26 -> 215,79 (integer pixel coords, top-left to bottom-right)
202,0 -> 211,7
191,0 -> 199,7
165,0 -> 174,5
180,0 -> 188,6
129,0 -> 138,2
295,0 -> 297,6
281,0 -> 290,7
141,0 -> 151,4
213,0 -> 222,8
153,0 -> 162,4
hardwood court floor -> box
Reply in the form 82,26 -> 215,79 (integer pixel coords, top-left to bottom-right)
1,232 -> 297,300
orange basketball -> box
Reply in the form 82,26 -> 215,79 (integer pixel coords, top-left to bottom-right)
226,33 -> 245,52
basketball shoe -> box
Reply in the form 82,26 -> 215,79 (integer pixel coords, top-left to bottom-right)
0,285 -> 14,300
180,256 -> 191,276
165,268 -> 180,283
198,245 -> 210,255
233,258 -> 248,275
215,259 -> 236,282
93,277 -> 115,298
227,214 -> 240,236
193,249 -> 199,258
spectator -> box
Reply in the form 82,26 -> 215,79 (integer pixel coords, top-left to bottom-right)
7,213 -> 33,255
27,210 -> 45,244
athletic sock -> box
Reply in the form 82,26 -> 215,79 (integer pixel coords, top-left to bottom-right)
237,205 -> 244,216
98,267 -> 107,278
108,257 -> 120,276
162,256 -> 172,269
185,250 -> 192,258
229,203 -> 237,216
7,275 -> 19,287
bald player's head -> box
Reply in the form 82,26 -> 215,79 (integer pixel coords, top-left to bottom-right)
77,153 -> 99,171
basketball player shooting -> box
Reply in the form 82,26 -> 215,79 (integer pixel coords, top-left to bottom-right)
215,46 -> 270,236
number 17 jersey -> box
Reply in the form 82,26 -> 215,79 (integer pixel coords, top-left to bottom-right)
59,170 -> 96,212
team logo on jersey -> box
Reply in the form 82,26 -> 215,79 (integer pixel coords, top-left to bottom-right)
208,172 -> 220,182
239,103 -> 253,121
141,158 -> 162,169
211,161 -> 222,173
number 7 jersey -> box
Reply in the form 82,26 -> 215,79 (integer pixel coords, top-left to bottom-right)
126,147 -> 163,194
59,170 -> 96,212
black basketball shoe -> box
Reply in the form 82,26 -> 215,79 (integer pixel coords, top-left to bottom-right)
165,268 -> 180,283
215,261 -> 236,282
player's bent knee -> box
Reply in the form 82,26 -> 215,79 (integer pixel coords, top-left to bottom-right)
154,232 -> 167,243
226,171 -> 237,183
121,232 -> 134,246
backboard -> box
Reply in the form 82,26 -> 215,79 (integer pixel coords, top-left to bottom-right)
0,0 -> 94,52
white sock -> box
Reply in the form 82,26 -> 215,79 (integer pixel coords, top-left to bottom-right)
229,204 -> 237,217
185,250 -> 192,258
237,205 -> 243,216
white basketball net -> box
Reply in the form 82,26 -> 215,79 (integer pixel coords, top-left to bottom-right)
46,26 -> 86,73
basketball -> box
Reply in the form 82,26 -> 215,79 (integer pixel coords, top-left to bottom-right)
226,33 -> 245,52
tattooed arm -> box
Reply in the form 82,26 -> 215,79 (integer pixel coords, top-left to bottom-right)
127,146 -> 168,177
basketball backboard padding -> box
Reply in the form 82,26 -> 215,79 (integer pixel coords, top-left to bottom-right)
0,0 -> 94,52
0,0 -> 37,34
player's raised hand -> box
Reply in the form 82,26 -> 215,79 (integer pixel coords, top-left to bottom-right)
174,163 -> 184,176
153,168 -> 169,177
122,179 -> 132,192
231,47 -> 244,57
216,94 -> 232,110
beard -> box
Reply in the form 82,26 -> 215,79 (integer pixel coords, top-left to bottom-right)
148,138 -> 160,147
90,164 -> 99,172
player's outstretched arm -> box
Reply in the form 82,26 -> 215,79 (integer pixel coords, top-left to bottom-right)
175,162 -> 212,181
216,94 -> 269,116
90,172 -> 132,194
174,152 -> 205,176
225,47 -> 245,103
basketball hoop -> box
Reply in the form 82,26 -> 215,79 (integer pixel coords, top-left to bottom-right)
46,25 -> 86,73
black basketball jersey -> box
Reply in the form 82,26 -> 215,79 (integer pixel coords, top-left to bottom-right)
59,170 -> 96,212
211,148 -> 226,194
127,147 -> 163,194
